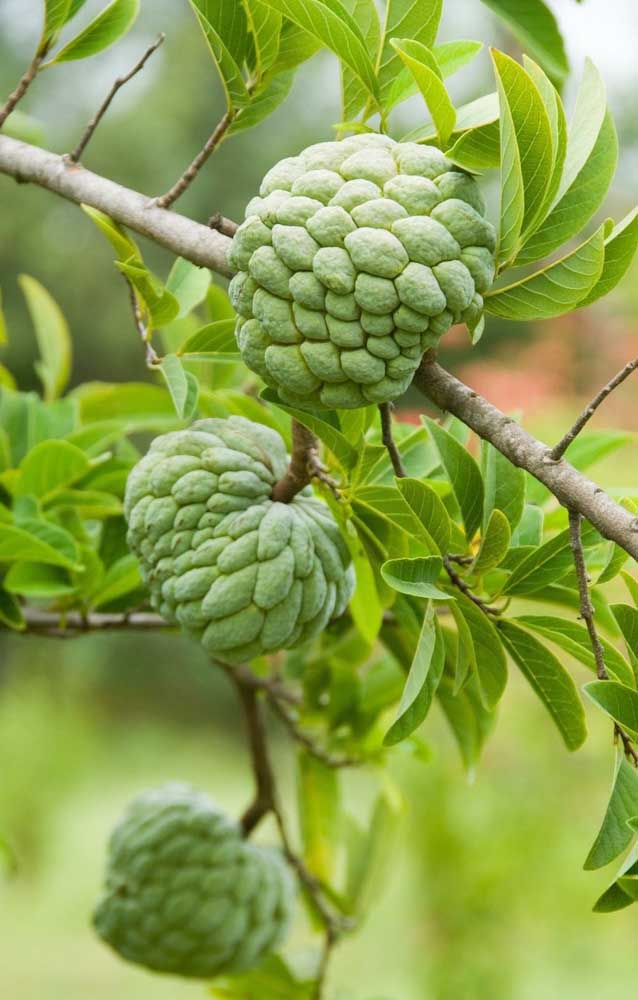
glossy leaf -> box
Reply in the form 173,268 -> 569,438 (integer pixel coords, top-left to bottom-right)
81,206 -> 139,261
484,225 -> 605,320
499,620 -> 587,751
592,850 -> 638,913
384,605 -> 446,746
50,0 -> 140,63
424,417 -> 484,542
584,758 -> 638,870
391,39 -> 455,145
43,0 -> 72,40
116,260 -> 180,328
18,275 -> 71,402
503,525 -> 587,596
262,391 -> 358,470
0,522 -> 80,570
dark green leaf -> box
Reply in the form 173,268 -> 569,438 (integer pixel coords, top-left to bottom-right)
227,70 -> 295,134
189,0 -> 251,109
516,615 -> 635,689
474,509 -> 511,574
451,592 -> 507,709
584,759 -> 638,870
481,440 -> 526,533
424,417 -> 483,542
499,620 -> 587,751
592,851 -> 638,913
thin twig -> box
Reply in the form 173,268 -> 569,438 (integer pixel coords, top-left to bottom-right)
313,928 -> 338,1000
68,34 -> 165,163
14,609 -> 168,638
232,676 -> 276,835
0,53 -> 44,129
207,211 -> 238,237
568,510 -> 638,766
379,402 -> 407,478
265,692 -> 361,769
155,110 -> 235,209
550,356 -> 638,461
122,274 -> 159,365
443,555 -> 501,617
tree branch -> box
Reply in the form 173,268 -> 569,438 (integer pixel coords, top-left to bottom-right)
568,510 -> 638,766
0,135 -> 234,276
549,355 -> 638,461
155,110 -> 235,209
265,691 -> 362,769
379,402 -> 406,478
0,53 -> 43,128
68,34 -> 165,164
414,354 -> 638,559
13,609 -> 169,637
271,419 -> 319,502
443,555 -> 501,617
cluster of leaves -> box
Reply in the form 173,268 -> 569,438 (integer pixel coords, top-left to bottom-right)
38,0 -> 139,64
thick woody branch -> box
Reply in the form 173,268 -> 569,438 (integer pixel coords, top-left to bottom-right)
271,420 -> 319,502
550,355 -> 638,461
414,355 -> 638,560
0,135 -> 234,276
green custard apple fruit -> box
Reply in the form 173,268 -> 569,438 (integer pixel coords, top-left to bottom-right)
124,415 -> 354,663
94,784 -> 294,978
228,133 -> 496,409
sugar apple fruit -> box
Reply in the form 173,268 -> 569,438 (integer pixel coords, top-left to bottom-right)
93,784 -> 294,978
124,415 -> 354,663
228,133 -> 496,409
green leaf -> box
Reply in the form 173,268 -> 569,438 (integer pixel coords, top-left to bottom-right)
177,319 -> 239,359
448,600 -> 477,693
15,439 -> 89,499
491,49 -> 554,258
376,0 -> 442,107
49,489 -> 123,519
116,260 -> 180,328
0,587 -> 25,630
584,758 -> 638,870
18,275 -> 71,401
49,0 -> 140,63
227,70 -> 295,135
612,604 -> 638,670
481,440 -> 526,533
481,0 -> 568,82
43,0 -> 72,41
437,666 -> 495,772
165,258 -> 211,319
593,850 -> 638,913
0,522 -> 80,570
261,0 -> 378,102
351,484 -> 435,550
499,620 -> 587,751
72,381 -> 176,430
451,592 -> 507,709
241,0 -> 282,78
516,615 -> 635,690
424,417 -> 484,542
297,752 -> 340,882
578,208 -> 638,308
521,55 -> 567,227
90,553 -> 142,609
210,954 -> 315,999
346,520 -> 383,645
395,477 -> 451,554
159,355 -> 199,419
404,92 -> 498,145
262,390 -> 357,470
339,0 -> 381,121
189,0 -> 251,109
556,58 -> 606,202
270,18 -> 321,73
474,509 -> 511,575
3,562 -> 76,600
345,790 -> 401,915
503,525 -> 583,596
517,112 -> 618,264
381,556 -> 449,601
484,224 -> 605,320
390,39 -> 455,146
81,205 -> 139,261
446,119 -> 500,172
433,40 -> 482,78
384,605 -> 445,746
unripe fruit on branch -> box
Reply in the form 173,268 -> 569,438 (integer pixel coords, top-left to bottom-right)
229,133 -> 496,409
124,416 -> 354,663
93,784 -> 294,978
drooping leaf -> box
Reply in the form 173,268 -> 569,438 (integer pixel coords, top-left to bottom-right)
584,758 -> 638,870
159,355 -> 199,419
18,275 -> 72,401
49,0 -> 140,63
593,850 -> 638,913
381,556 -> 449,601
484,224 -> 605,320
612,604 -> 638,670
297,752 -> 340,882
81,205 -> 139,261
116,260 -> 180,328
165,258 -> 211,319
446,119 -> 500,171
481,0 -> 568,83
499,620 -> 587,751
423,417 -> 484,542
451,592 -> 507,709
517,112 -> 618,264
516,615 -> 635,690
390,39 -> 456,146
384,605 -> 446,746
3,561 -> 76,600
437,665 -> 495,771
260,0 -> 378,103
345,789 -> 401,915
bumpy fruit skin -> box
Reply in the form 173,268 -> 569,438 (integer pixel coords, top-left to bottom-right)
93,784 -> 294,978
228,133 -> 496,409
124,416 -> 354,663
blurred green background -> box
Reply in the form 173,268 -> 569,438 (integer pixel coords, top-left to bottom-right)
0,1 -> 636,998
